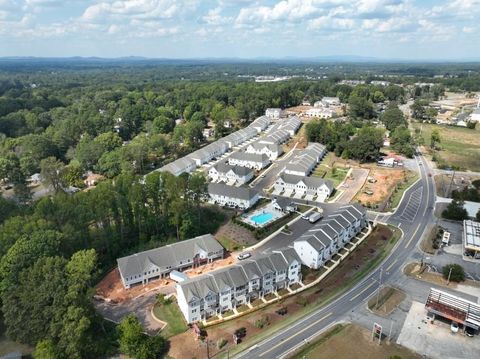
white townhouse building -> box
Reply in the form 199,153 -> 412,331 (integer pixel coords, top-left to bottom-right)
117,234 -> 224,289
470,108 -> 480,123
293,204 -> 367,269
208,162 -> 254,185
208,182 -> 259,210
187,141 -> 229,166
265,108 -> 283,119
283,142 -> 326,177
158,157 -> 197,176
249,116 -> 271,133
274,173 -> 333,202
305,108 -> 333,119
176,248 -> 301,323
228,152 -> 271,170
321,97 -> 341,107
245,141 -> 284,161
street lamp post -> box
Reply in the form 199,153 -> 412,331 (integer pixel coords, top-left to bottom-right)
376,267 -> 383,309
447,267 -> 453,285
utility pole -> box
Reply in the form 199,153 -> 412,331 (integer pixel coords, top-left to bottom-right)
376,267 -> 383,309
447,267 -> 453,285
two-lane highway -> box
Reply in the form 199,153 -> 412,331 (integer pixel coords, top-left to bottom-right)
235,154 -> 436,359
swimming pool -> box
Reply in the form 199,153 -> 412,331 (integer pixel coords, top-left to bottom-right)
250,212 -> 274,225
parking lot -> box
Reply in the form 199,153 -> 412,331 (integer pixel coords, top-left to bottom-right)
397,301 -> 480,359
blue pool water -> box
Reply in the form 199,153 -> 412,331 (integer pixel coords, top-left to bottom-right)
250,212 -> 274,225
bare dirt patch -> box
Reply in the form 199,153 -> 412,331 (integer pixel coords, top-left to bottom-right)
355,167 -> 411,208
289,323 -> 420,359
368,286 -> 406,316
215,220 -> 257,250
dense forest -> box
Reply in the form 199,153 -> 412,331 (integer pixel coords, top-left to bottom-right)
0,60 -> 478,358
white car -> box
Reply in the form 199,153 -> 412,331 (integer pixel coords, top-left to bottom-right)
451,322 -> 459,333
237,252 -> 251,260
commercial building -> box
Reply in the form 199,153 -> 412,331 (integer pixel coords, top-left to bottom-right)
207,183 -> 260,209
117,234 -> 224,289
293,204 -> 367,269
176,248 -> 301,323
208,162 -> 254,186
463,220 -> 480,258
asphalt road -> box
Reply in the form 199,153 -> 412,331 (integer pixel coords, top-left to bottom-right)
234,153 -> 436,359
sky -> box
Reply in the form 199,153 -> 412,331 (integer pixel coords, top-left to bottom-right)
0,0 -> 479,60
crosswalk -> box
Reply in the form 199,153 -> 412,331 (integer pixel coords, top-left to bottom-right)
397,187 -> 423,222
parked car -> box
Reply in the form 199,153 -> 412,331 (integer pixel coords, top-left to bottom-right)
237,252 -> 251,260
451,321 -> 459,333
301,214 -> 310,220
466,326 -> 475,337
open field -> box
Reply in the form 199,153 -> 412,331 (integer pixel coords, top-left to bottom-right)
289,323 -> 419,359
414,123 -> 480,171
152,300 -> 188,338
367,286 -> 406,316
167,225 -> 401,359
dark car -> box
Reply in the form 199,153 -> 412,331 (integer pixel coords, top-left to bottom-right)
466,326 -> 475,337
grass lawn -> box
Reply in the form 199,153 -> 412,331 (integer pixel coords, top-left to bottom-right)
367,286 -> 406,316
414,123 -> 480,171
289,324 -> 420,359
152,301 -> 188,338
216,235 -> 241,252
324,167 -> 349,187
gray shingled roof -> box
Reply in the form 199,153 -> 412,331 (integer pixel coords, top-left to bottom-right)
229,151 -> 269,163
208,183 -> 258,200
117,234 -> 223,280
213,162 -> 253,177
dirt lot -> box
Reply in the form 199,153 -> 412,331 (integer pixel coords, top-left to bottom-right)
95,254 -> 236,303
215,221 -> 257,251
167,225 -> 399,359
290,323 -> 420,359
355,167 -> 412,208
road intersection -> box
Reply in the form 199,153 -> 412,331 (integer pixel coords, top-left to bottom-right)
234,153 -> 436,359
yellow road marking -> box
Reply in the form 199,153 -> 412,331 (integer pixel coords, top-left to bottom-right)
405,222 -> 422,248
258,312 -> 333,357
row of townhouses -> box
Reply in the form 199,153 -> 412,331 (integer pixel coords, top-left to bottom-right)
207,182 -> 260,210
305,108 -> 333,119
284,142 -> 327,177
228,152 -> 271,170
208,162 -> 254,186
159,114 -> 272,176
117,234 -> 224,289
314,97 -> 341,108
274,173 -> 334,202
176,247 -> 301,323
294,203 -> 367,269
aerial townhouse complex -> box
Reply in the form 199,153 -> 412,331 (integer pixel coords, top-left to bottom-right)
293,203 -> 367,269
208,162 -> 254,186
117,234 -> 224,289
176,248 -> 301,323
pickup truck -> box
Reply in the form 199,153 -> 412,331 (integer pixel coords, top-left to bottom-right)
308,212 -> 323,223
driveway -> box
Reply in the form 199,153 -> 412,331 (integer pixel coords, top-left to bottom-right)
334,168 -> 369,204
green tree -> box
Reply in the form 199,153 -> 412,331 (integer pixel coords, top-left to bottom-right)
40,156 -> 66,192
118,315 -> 166,359
152,115 -> 175,134
346,126 -> 384,162
430,129 -> 441,149
442,200 -> 468,221
442,263 -> 465,282
94,132 -> 123,152
381,102 -> 406,131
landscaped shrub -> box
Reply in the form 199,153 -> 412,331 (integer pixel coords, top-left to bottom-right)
296,296 -> 308,307
254,315 -> 270,329
217,338 -> 227,349
442,263 -> 465,282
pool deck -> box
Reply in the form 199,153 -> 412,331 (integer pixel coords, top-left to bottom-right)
241,203 -> 286,228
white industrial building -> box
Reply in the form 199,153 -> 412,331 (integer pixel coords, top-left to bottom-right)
294,204 -> 367,269
117,234 -> 224,289
208,183 -> 259,209
176,248 -> 301,323
208,162 -> 254,185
